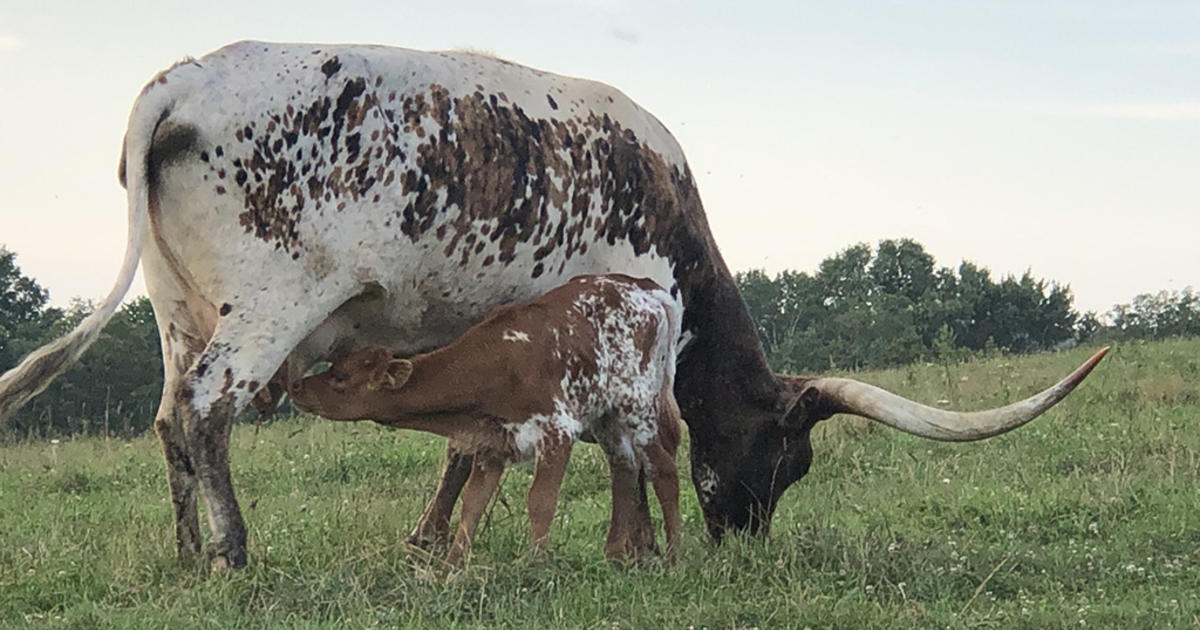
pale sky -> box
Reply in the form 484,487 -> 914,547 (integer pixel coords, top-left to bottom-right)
0,1 -> 1196,316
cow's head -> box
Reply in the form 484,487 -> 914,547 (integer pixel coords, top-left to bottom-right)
289,347 -> 413,421
687,347 -> 1110,541
682,376 -> 820,540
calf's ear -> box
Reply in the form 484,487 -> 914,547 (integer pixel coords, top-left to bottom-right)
379,359 -> 414,390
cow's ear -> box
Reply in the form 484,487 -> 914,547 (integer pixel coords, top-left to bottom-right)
380,359 -> 413,390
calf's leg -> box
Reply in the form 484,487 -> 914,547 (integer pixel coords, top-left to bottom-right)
409,445 -> 473,548
601,446 -> 642,563
527,442 -> 573,555
627,471 -> 659,559
644,441 -> 682,564
446,458 -> 504,566
649,393 -> 684,563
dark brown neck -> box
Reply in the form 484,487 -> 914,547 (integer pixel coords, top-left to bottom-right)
675,264 -> 785,427
659,169 -> 784,423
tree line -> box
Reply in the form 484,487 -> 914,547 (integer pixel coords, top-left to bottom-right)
736,239 -> 1197,373
1,241 -> 1197,439
2,248 -> 163,440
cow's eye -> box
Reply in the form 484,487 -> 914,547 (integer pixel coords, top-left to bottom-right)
330,371 -> 348,384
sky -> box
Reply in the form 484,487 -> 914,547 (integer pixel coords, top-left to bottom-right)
0,0 -> 1196,316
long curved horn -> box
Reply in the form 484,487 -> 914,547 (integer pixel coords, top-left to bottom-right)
793,347 -> 1109,441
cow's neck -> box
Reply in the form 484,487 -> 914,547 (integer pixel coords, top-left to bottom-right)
676,266 -> 784,430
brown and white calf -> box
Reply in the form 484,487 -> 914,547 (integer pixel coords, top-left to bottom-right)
290,274 -> 683,565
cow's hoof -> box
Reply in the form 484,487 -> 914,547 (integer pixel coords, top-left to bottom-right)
207,542 -> 247,571
175,544 -> 204,570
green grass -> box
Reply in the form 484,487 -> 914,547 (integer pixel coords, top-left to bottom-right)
1,340 -> 1198,628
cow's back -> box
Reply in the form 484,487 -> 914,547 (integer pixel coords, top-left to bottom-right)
141,41 -> 715,358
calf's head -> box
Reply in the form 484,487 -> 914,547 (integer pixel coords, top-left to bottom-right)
289,347 -> 413,420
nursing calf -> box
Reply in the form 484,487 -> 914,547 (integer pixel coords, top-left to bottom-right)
290,274 -> 683,564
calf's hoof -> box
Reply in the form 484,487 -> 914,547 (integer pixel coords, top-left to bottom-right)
444,550 -> 468,568
406,531 -> 448,551
628,525 -> 660,560
603,539 -> 639,567
605,532 -> 665,567
407,517 -> 454,550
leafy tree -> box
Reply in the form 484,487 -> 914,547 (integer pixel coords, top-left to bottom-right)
1,247 -> 164,439
7,297 -> 163,439
870,238 -> 935,303
736,238 -> 1084,373
1109,288 -> 1200,340
1075,311 -> 1101,343
950,261 -> 995,351
737,269 -> 785,356
818,243 -> 872,307
0,247 -> 59,371
0,248 -> 47,326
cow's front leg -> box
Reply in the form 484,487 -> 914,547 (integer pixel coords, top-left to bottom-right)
408,444 -> 473,548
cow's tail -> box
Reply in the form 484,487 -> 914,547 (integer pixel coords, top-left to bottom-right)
0,77 -> 179,422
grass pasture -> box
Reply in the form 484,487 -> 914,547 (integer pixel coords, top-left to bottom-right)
1,340 -> 1199,628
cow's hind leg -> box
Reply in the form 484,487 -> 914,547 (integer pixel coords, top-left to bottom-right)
176,297 -> 353,570
178,388 -> 245,570
148,296 -> 212,565
156,390 -> 201,564
408,444 -> 473,549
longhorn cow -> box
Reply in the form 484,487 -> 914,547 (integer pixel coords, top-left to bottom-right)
0,41 -> 1106,569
